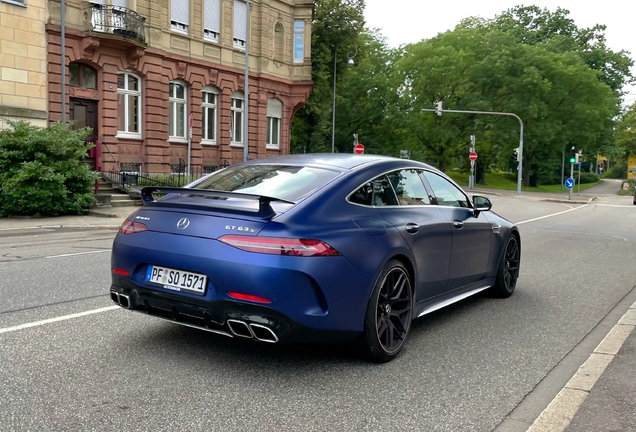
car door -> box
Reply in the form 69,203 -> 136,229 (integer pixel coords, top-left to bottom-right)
421,170 -> 492,292
362,169 -> 453,301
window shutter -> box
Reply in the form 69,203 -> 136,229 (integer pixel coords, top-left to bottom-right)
172,0 -> 190,26
112,0 -> 127,8
233,0 -> 247,41
204,0 -> 220,33
90,0 -> 106,5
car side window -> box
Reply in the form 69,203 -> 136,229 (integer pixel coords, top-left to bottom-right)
349,182 -> 373,206
421,171 -> 470,208
371,175 -> 399,206
387,169 -> 431,206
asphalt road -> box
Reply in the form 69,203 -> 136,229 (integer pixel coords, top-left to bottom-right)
1,195 -> 635,432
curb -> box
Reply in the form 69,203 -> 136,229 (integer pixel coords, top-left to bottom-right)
526,300 -> 636,432
539,197 -> 597,205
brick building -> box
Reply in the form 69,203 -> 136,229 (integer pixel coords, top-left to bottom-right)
45,0 -> 313,173
0,0 -> 49,130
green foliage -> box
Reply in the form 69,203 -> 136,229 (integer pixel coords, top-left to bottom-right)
576,172 -> 601,184
616,102 -> 636,156
290,0 -> 366,154
0,121 -> 98,217
603,161 -> 628,179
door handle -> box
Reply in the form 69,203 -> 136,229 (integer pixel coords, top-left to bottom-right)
453,220 -> 464,229
492,224 -> 501,233
405,223 -> 419,234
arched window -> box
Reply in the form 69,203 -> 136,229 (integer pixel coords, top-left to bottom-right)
274,23 -> 284,62
69,62 -> 97,89
201,86 -> 218,144
230,91 -> 244,145
117,71 -> 141,138
266,98 -> 282,148
169,81 -> 187,140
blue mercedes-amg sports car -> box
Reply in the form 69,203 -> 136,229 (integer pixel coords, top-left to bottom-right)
110,154 -> 521,362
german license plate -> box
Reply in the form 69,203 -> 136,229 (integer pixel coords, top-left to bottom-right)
145,265 -> 207,295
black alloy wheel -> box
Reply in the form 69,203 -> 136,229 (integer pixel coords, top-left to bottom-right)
355,260 -> 413,362
490,235 -> 520,298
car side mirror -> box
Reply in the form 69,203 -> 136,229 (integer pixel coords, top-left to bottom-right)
472,195 -> 492,213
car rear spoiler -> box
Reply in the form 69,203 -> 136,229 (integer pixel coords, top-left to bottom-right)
140,187 -> 295,219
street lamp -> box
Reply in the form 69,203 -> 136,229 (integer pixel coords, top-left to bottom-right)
331,45 -> 357,153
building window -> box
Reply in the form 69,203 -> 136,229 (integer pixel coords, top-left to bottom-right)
117,72 -> 141,138
230,91 -> 244,145
201,86 -> 218,145
293,20 -> 305,63
169,81 -> 187,141
204,0 -> 220,42
266,99 -> 282,148
68,62 -> 97,89
233,0 -> 247,49
274,23 -> 284,62
171,0 -> 190,34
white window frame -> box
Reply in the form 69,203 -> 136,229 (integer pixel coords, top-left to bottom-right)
230,91 -> 244,147
116,71 -> 142,139
169,81 -> 188,142
171,0 -> 190,34
233,0 -> 247,50
201,86 -> 218,145
266,98 -> 282,149
203,0 -> 221,43
293,20 -> 305,63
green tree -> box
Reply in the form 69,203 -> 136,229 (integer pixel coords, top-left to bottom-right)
616,102 -> 636,156
290,0 -> 366,154
0,121 -> 98,217
475,5 -> 634,94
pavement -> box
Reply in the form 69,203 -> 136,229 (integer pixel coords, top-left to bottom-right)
0,181 -> 636,432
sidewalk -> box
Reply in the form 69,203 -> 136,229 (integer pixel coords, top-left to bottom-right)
0,206 -> 135,230
565,322 -> 636,432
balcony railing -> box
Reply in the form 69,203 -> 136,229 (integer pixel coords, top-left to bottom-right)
91,4 -> 146,43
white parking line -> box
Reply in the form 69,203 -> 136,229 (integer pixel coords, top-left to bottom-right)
0,306 -> 120,335
516,205 -> 589,225
44,250 -> 110,259
595,204 -> 635,208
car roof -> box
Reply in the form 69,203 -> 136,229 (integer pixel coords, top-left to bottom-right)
238,153 -> 438,172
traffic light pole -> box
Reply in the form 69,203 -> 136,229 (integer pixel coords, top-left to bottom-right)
424,107 -> 524,195
569,162 -> 573,201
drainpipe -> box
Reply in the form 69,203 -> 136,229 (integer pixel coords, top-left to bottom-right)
61,0 -> 66,124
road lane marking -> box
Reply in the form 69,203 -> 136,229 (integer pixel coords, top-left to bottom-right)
516,205 -> 589,225
0,306 -> 120,335
44,250 -> 110,259
526,303 -> 636,432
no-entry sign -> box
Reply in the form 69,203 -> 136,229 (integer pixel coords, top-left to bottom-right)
354,143 -> 365,154
469,152 -> 478,161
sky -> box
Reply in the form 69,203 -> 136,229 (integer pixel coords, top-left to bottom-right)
364,0 -> 636,103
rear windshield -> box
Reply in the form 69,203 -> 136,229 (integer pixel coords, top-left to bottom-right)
190,165 -> 340,202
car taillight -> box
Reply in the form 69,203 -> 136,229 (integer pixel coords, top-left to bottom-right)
119,220 -> 147,234
218,235 -> 341,257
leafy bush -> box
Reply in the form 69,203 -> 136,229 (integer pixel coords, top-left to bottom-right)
0,121 -> 98,217
575,171 -> 601,184
602,161 -> 627,179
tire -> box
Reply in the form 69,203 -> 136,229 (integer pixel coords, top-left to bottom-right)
488,234 -> 521,298
354,259 -> 413,363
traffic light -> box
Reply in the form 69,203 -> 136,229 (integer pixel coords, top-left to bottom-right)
435,101 -> 443,116
512,147 -> 520,162
569,147 -> 576,164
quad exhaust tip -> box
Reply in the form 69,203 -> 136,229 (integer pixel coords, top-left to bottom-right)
110,290 -> 131,309
226,319 -> 279,343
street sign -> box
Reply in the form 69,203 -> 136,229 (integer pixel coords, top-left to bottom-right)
354,143 -> 365,154
469,152 -> 478,161
565,178 -> 575,189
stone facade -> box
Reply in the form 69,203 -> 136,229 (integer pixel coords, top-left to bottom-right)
45,0 -> 313,172
0,0 -> 49,129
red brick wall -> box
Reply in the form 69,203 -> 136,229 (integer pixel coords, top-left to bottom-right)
46,26 -> 312,173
